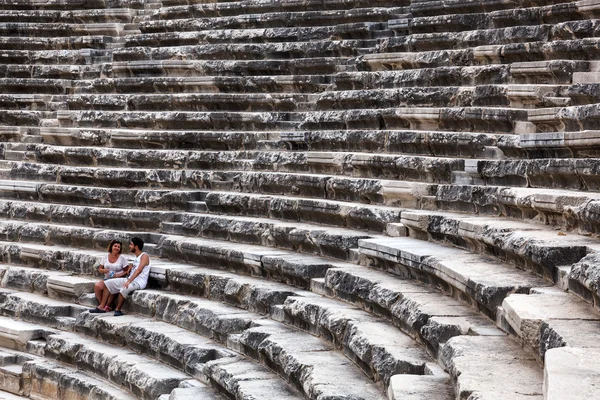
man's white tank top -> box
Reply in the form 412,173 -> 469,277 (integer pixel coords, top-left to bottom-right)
131,252 -> 151,289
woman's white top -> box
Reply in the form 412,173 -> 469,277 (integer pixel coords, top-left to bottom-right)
101,254 -> 129,278
130,252 -> 151,289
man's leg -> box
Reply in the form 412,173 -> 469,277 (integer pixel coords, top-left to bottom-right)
114,282 -> 140,316
115,293 -> 126,312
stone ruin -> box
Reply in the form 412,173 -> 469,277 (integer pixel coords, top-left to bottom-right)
0,0 -> 597,398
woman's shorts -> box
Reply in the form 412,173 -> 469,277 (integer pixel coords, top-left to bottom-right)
104,278 -> 141,298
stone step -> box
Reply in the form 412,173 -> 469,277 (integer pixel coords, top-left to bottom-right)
51,107 -> 529,133
315,86 -> 503,109
407,3 -> 579,34
334,65 -> 511,89
126,291 -> 386,399
36,125 -> 517,158
433,184 -> 600,235
528,103 -> 600,133
0,348 -> 140,399
570,252 -> 600,307
281,129 -> 518,157
0,0 -> 145,10
410,0 -> 572,17
56,109 -> 298,130
38,127 -> 276,149
297,107 -> 528,134
387,375 -> 453,400
203,357 -> 302,400
0,181 -> 403,231
156,0 -> 406,15
474,37 -> 600,64
0,220 -> 348,285
499,288 -> 600,361
358,236 -> 550,318
0,35 -> 116,51
117,40 -> 376,61
0,198 -> 382,260
439,335 -> 543,399
459,157 -> 600,192
75,312 -> 238,377
0,264 -> 93,301
280,295 -> 440,385
400,209 -> 600,283
44,331 -> 191,399
544,347 -> 600,400
198,190 -> 403,232
0,161 -> 439,207
0,49 -> 111,66
140,8 -> 403,32
134,24 -> 391,46
84,75 -> 332,94
0,179 -> 203,208
0,22 -> 128,37
384,24 -> 557,53
110,58 -> 356,77
45,93 -> 319,112
0,239 -> 543,397
0,79 -> 72,94
0,9 -> 134,23
7,145 -> 466,183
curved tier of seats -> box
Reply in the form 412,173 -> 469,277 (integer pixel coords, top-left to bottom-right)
0,0 -> 598,398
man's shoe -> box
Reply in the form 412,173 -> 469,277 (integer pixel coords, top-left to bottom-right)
89,308 -> 106,314
114,310 -> 124,317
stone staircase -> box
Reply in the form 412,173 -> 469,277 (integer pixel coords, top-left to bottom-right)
0,0 -> 596,398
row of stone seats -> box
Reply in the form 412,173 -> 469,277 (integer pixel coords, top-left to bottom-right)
0,341 -> 141,399
0,9 -> 136,23
151,0 -> 408,19
0,81 -> 594,115
0,230 -> 539,393
409,0 -> 577,17
0,0 -> 147,10
0,239 -> 436,399
138,8 -> 404,34
3,145 -> 465,181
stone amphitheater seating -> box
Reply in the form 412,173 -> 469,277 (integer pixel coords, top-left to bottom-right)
0,0 -> 597,398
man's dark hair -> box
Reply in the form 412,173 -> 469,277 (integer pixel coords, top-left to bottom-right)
130,237 -> 144,251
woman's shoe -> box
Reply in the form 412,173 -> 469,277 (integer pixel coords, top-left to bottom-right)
89,308 -> 106,313
114,310 -> 124,317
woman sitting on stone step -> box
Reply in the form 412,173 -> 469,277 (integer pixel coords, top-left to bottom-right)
91,239 -> 130,312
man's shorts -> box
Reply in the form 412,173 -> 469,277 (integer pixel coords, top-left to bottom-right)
104,278 -> 141,298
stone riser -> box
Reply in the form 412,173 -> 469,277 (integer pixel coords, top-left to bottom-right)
110,58 -> 355,78
157,0 -> 406,14
409,0 -> 574,17
148,6 -> 405,30
4,146 -> 464,183
0,164 -> 439,208
0,0 -> 145,11
127,26 -> 388,47
407,3 -> 581,34
38,127 -> 514,159
117,40 -> 375,61
464,158 -> 600,192
400,210 -> 597,284
0,9 -> 135,23
84,75 -> 332,95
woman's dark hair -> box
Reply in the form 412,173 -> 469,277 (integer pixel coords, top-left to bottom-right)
130,237 -> 144,251
107,239 -> 123,254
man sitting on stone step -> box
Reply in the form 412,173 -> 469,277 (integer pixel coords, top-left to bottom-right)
90,237 -> 152,316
